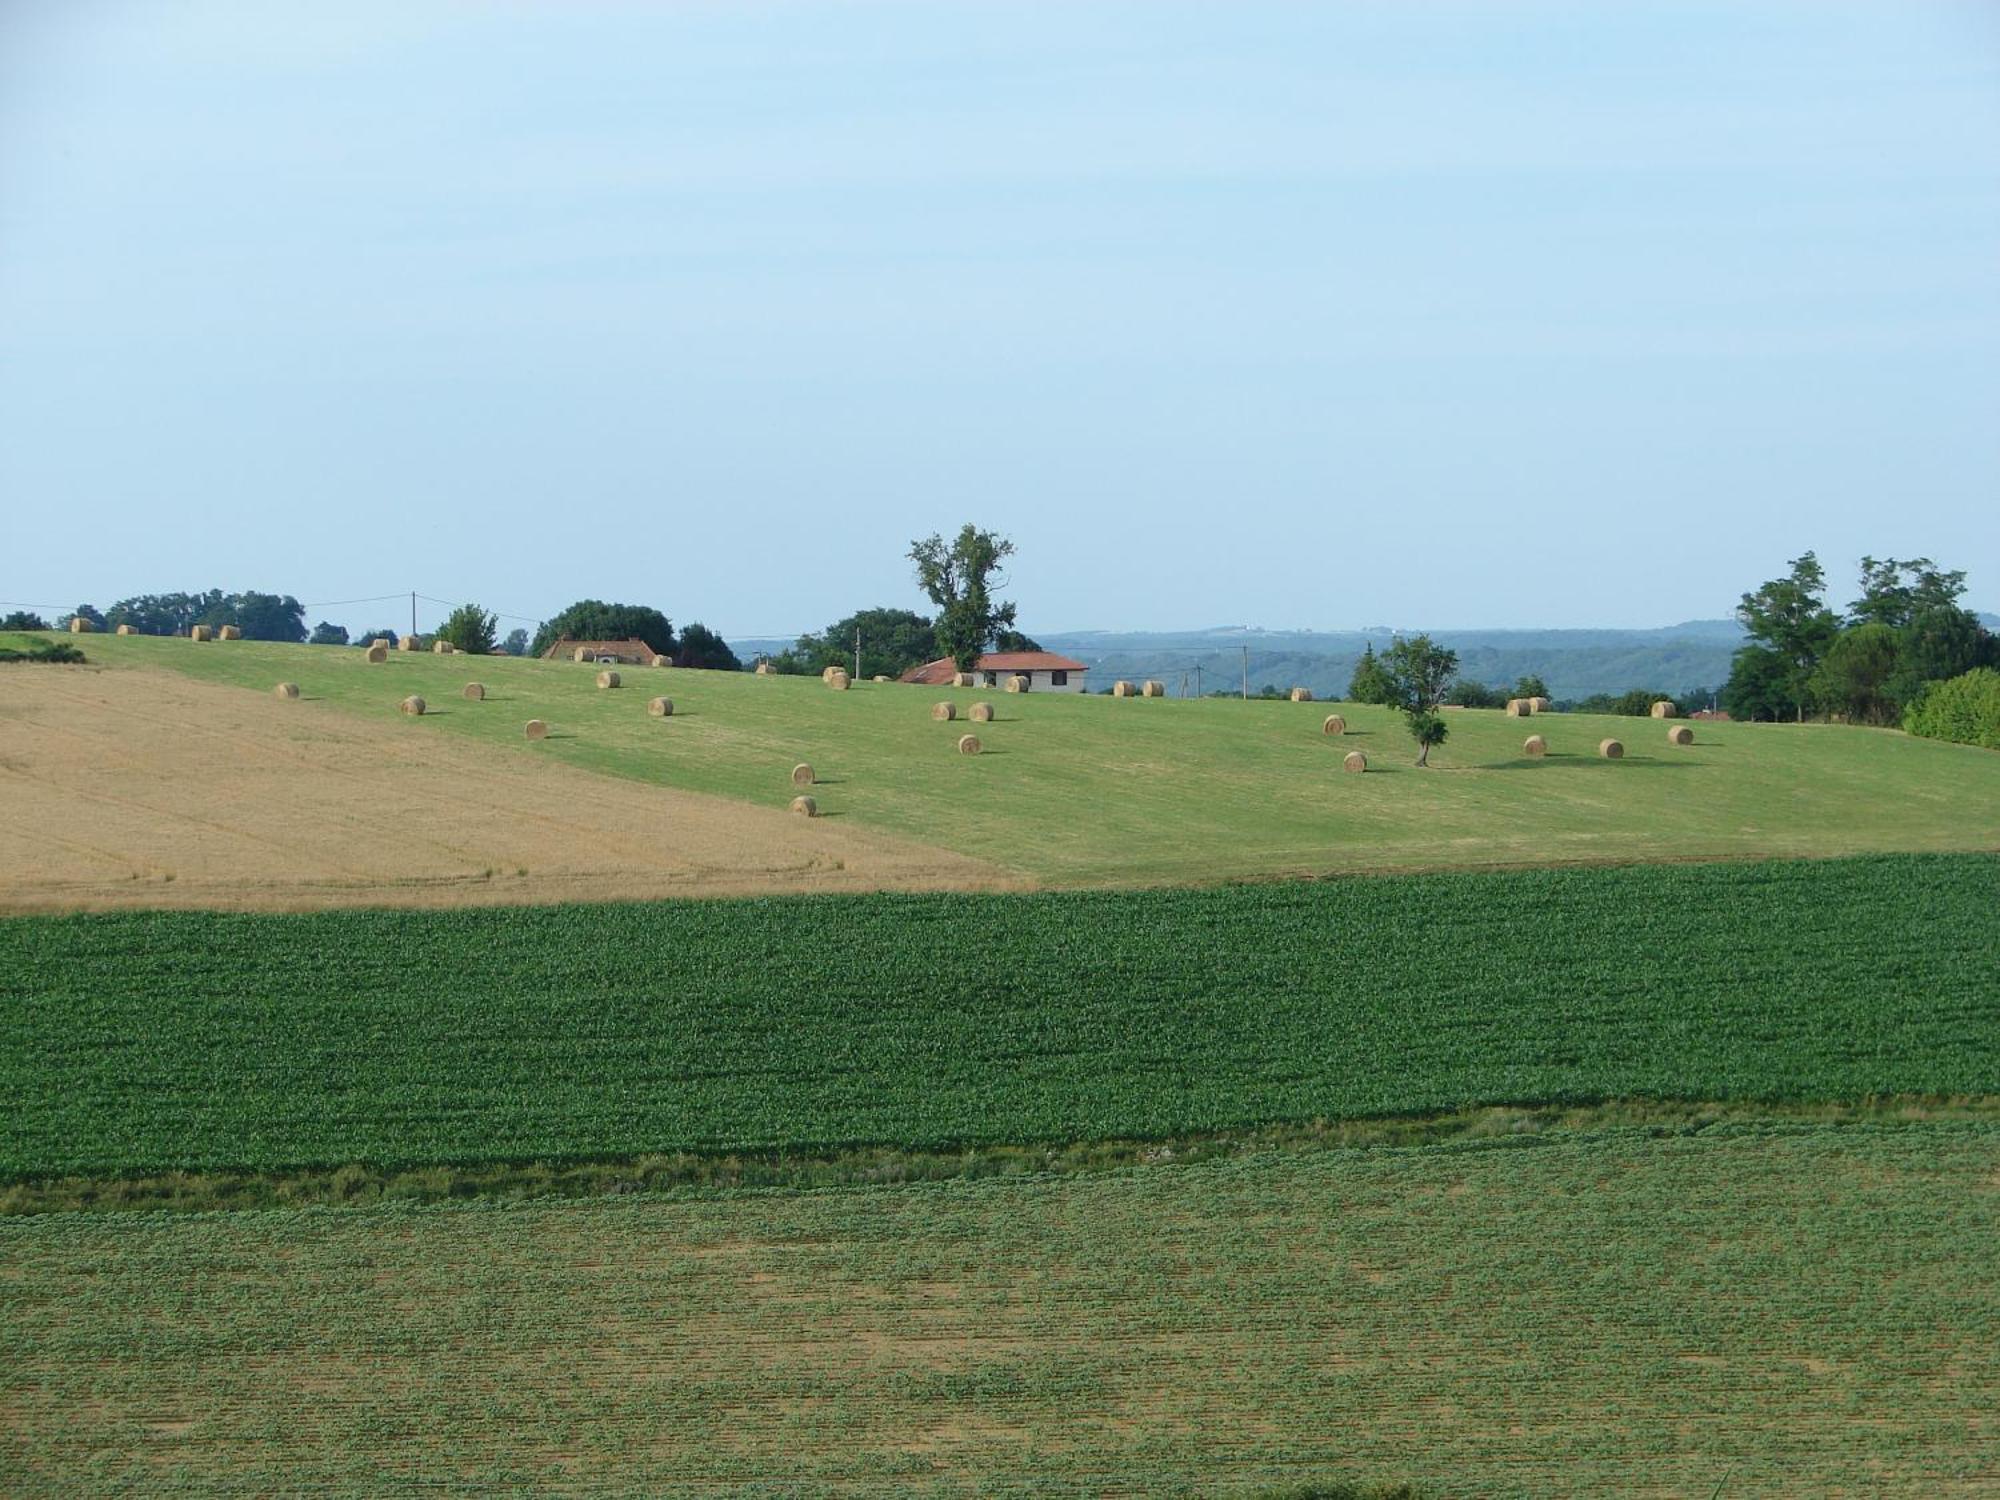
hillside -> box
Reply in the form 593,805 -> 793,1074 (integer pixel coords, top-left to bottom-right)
8,632 -> 1996,907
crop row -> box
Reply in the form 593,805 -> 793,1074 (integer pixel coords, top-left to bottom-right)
2,1122 -> 1993,1494
3,853 -> 1996,1179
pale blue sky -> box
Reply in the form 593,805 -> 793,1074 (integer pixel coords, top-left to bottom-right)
3,1 -> 1996,639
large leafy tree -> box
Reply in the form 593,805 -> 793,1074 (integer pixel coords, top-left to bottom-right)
530,601 -> 675,658
1849,556 -> 1968,628
1,611 -> 50,630
499,628 -> 530,657
71,603 -> 106,629
1809,623 -> 1902,725
105,589 -> 303,641
774,606 -> 935,678
1380,634 -> 1459,766
909,524 -> 1020,672
1514,674 -> 1549,700
355,626 -> 403,648
675,622 -> 741,671
1732,553 -> 1839,722
308,621 -> 349,646
229,592 -> 307,642
436,603 -> 498,655
1889,604 -> 1991,708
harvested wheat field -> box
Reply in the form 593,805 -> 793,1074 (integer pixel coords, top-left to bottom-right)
0,668 -> 1015,913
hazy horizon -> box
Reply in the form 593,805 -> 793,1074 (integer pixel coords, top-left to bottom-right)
5,2 -> 1996,638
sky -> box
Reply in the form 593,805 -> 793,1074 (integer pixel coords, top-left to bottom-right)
3,1 -> 1996,642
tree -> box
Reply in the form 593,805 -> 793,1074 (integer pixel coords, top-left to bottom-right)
1849,556 -> 1967,629
308,621 -> 350,646
355,626 -> 402,648
1347,643 -> 1394,704
1447,679 -> 1507,709
529,601 -> 674,659
908,524 -> 1019,672
500,628 -> 530,657
1380,634 -> 1459,766
1810,623 -> 1902,725
1721,644 -> 1793,722
72,603 -> 105,629
774,607 -> 935,678
1514,674 -> 1549,700
1735,553 -> 1839,722
108,592 -> 222,635
436,603 -> 498,655
223,592 -> 306,643
1904,667 -> 2000,750
1,611 -> 49,630
993,628 -> 1043,654
1889,604 -> 1990,709
675,622 -> 741,671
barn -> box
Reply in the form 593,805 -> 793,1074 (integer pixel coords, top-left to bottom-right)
899,651 -> 1089,693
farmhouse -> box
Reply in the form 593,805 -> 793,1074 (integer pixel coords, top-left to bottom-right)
900,651 -> 1089,693
540,638 -> 660,666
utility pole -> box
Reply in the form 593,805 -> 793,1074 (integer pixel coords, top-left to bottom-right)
1241,645 -> 1249,701
410,591 -> 417,641
1195,663 -> 1202,698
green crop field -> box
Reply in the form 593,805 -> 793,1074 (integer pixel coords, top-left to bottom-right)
5,854 -> 1994,1182
52,631 -> 2000,885
4,1123 -> 1993,1495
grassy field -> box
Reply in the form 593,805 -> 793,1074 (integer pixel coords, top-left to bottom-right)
7,854 -> 1994,1180
35,630 -> 2000,886
4,1122 -> 1993,1495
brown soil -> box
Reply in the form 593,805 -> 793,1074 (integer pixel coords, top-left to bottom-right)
0,667 -> 1021,913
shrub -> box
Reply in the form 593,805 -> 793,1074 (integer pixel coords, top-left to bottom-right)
1903,668 -> 2000,750
0,638 -> 85,664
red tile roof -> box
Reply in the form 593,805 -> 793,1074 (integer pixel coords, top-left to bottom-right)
899,652 -> 1088,684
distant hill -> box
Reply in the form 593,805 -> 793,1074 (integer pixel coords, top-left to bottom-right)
1030,622 -> 1747,701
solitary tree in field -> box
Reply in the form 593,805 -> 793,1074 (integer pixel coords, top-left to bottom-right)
1514,673 -> 1549,700
909,524 -> 1020,672
1380,634 -> 1460,767
499,628 -> 530,657
1347,643 -> 1394,704
308,620 -> 349,646
436,603 -> 498,655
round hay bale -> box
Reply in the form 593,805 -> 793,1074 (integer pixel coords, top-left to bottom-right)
957,733 -> 982,755
364,643 -> 389,664
1322,714 -> 1346,735
648,695 -> 674,717
463,682 -> 486,701
826,669 -> 850,690
189,625 -> 213,642
115,623 -> 136,636
596,670 -> 621,689
791,762 -> 815,787
217,625 -> 241,640
573,647 -> 592,663
1529,696 -> 1551,714
399,635 -> 419,652
274,682 -> 299,700
1505,698 -> 1530,716
1111,680 -> 1136,697
790,794 -> 817,817
969,701 -> 995,722
1599,738 -> 1624,759
872,675 -> 890,682
524,719 -> 549,740
755,661 -> 776,675
650,654 -> 672,668
369,637 -> 392,649
1290,687 -> 1313,703
932,701 -> 957,722
821,664 -> 838,682
1141,680 -> 1165,698
432,640 -> 454,655
1005,674 -> 1029,693
1523,734 -> 1547,758
68,616 -> 95,634
1342,750 -> 1367,774
953,672 -> 977,688
1667,724 -> 1694,746
1650,700 -> 1678,719
400,695 -> 427,716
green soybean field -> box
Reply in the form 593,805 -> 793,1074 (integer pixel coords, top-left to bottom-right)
5,853 -> 1995,1184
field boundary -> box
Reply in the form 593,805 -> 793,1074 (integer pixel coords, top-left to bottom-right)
8,1095 -> 1990,1216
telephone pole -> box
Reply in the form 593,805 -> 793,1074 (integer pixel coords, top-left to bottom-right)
410,591 -> 417,640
